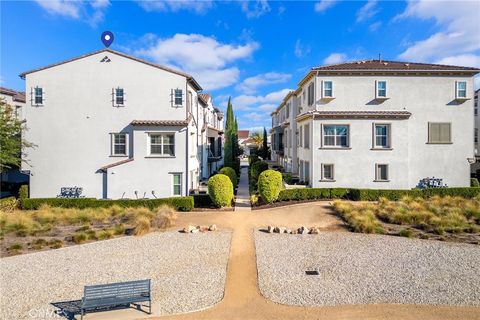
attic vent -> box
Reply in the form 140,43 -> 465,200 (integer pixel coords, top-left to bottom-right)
383,62 -> 388,65
405,63 -> 410,67
100,56 -> 111,63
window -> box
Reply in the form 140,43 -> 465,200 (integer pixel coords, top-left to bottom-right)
188,91 -> 193,113
299,126 -> 303,147
475,128 -> 478,144
111,133 -> 127,156
173,173 -> 182,196
322,164 -> 334,181
376,81 -> 387,98
174,89 -> 183,106
149,133 -> 175,156
302,90 -> 306,104
375,164 -> 389,181
286,103 -> 290,118
323,81 -> 333,98
299,160 -> 304,181
304,161 -> 310,185
428,122 -> 451,144
307,82 -> 314,106
114,88 -> 124,105
323,125 -> 349,147
456,81 -> 467,99
304,124 -> 310,149
374,124 -> 391,148
34,87 -> 43,105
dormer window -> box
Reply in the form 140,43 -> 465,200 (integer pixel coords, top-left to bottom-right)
114,88 -> 124,106
376,81 -> 387,99
33,87 -> 43,105
456,81 -> 468,100
174,89 -> 183,106
322,81 -> 334,98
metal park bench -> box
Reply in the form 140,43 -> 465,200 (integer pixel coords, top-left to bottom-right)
80,279 -> 151,319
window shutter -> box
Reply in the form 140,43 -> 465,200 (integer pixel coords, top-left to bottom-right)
429,123 -> 440,143
440,123 -> 451,143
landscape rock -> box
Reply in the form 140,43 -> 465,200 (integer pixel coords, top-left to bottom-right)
298,226 -> 308,235
309,227 -> 320,234
267,226 -> 273,233
209,224 -> 217,231
183,225 -> 196,233
273,227 -> 281,233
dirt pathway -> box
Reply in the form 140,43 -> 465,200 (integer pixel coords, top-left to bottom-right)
149,166 -> 480,320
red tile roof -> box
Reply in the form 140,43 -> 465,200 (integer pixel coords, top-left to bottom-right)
0,87 -> 26,103
198,93 -> 211,105
312,60 -> 480,72
131,119 -> 190,126
238,130 -> 250,139
19,49 -> 202,90
298,110 -> 412,121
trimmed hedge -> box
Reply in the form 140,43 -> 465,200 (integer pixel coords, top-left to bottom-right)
250,161 -> 269,182
219,167 -> 238,188
277,188 -> 349,201
471,178 -> 480,187
258,170 -> 283,203
192,194 -> 214,208
349,187 -> 480,201
208,174 -> 234,208
19,185 -> 28,199
20,196 -> 194,211
248,154 -> 260,165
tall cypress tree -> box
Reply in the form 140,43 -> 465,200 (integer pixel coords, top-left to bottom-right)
224,97 -> 234,167
262,127 -> 268,159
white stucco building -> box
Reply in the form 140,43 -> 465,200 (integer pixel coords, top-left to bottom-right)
20,49 -> 223,199
271,60 -> 479,189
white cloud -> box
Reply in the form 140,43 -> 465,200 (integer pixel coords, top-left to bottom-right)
435,54 -> 480,68
134,33 -> 259,91
240,0 -> 271,19
236,72 -> 291,94
369,21 -> 382,32
34,0 -> 110,26
397,0 -> 480,63
257,104 -> 277,112
314,0 -> 338,13
323,53 -> 347,65
356,0 -> 378,23
137,0 -> 213,14
294,39 -> 311,58
232,88 -> 292,109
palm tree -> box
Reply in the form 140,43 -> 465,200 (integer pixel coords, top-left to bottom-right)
249,131 -> 263,149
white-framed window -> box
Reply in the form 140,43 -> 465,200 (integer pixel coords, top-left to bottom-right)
302,90 -> 306,104
456,81 -> 467,99
149,133 -> 175,156
307,82 -> 314,106
373,124 -> 391,148
33,86 -> 43,105
114,87 -> 124,106
322,80 -> 333,98
111,133 -> 127,156
188,91 -> 193,113
299,126 -> 303,147
323,125 -> 349,148
475,128 -> 478,144
172,173 -> 182,196
304,124 -> 310,149
174,89 -> 183,106
376,80 -> 387,99
304,161 -> 310,185
428,122 -> 451,144
286,103 -> 290,118
375,164 -> 389,181
321,164 -> 334,181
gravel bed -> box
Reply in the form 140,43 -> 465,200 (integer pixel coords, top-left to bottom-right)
0,231 -> 231,319
254,230 -> 480,306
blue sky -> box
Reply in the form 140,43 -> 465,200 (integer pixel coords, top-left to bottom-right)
1,0 -> 479,130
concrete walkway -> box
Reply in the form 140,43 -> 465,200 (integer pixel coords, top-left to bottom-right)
234,163 -> 251,212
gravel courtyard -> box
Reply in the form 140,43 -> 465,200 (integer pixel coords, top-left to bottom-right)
0,231 -> 232,320
255,231 -> 480,307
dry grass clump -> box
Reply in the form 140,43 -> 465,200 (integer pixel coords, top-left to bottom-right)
333,196 -> 480,236
152,205 -> 177,230
333,201 -> 384,234
133,216 -> 151,236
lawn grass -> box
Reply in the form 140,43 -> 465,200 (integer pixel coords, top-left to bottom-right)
333,195 -> 480,239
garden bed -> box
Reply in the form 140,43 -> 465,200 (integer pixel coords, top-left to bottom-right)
333,196 -> 480,244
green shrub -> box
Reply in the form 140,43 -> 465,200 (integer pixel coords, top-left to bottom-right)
398,228 -> 413,238
471,178 -> 480,187
0,197 -> 18,212
219,167 -> 238,188
208,174 -> 234,208
248,154 -> 259,165
277,188 -> 349,201
192,194 -> 214,208
249,161 -> 268,182
20,197 -> 194,211
258,170 -> 283,203
283,173 -> 293,184
19,185 -> 28,200
73,232 -> 88,244
348,188 -> 480,201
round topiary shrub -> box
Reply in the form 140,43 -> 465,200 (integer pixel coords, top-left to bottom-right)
219,167 -> 238,188
208,174 -> 234,208
250,160 -> 269,182
258,169 -> 283,203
